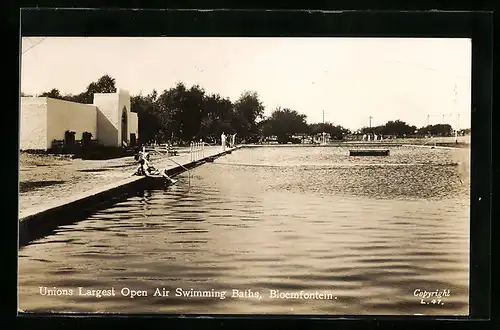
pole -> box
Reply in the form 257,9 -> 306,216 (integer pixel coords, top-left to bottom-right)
453,83 -> 458,142
369,116 -> 373,128
322,110 -> 325,144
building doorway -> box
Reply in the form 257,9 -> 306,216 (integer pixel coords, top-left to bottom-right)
121,107 -> 128,147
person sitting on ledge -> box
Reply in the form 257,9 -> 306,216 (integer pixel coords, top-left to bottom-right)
133,158 -> 177,184
135,146 -> 150,162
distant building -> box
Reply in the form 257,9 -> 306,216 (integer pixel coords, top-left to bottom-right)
20,89 -> 138,151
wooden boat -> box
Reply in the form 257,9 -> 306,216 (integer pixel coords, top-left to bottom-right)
349,149 -> 390,156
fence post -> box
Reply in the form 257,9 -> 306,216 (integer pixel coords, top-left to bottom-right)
190,142 -> 193,162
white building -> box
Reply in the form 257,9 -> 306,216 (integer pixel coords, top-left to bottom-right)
20,89 -> 138,151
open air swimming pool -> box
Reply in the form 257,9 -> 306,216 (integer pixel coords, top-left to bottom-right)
18,146 -> 470,315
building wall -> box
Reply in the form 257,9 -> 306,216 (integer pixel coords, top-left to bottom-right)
93,93 -> 120,147
45,98 -> 97,148
129,111 -> 139,140
20,90 -> 135,150
20,97 -> 47,150
93,90 -> 133,147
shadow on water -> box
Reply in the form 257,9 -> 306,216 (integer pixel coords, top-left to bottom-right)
18,179 -> 176,248
18,156 -> 211,248
19,180 -> 66,193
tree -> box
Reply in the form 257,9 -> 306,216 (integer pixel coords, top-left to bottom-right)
94,75 -> 117,93
233,91 -> 265,142
360,125 -> 384,135
65,74 -> 118,104
154,82 -> 188,144
39,88 -> 64,100
383,120 -> 416,137
202,93 -> 234,141
460,128 -> 471,135
179,85 -> 205,142
417,124 -> 453,137
267,107 -> 309,143
309,122 -> 350,140
258,118 -> 274,138
131,90 -> 160,144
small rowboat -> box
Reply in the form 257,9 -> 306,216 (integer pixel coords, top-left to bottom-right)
349,149 -> 390,156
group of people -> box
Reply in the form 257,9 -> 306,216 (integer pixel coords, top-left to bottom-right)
220,132 -> 237,151
133,147 -> 177,184
362,134 -> 383,141
133,134 -> 237,183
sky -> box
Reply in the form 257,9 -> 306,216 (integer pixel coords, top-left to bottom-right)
20,37 -> 471,131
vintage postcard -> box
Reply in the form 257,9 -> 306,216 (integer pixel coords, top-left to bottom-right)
19,36 -> 471,315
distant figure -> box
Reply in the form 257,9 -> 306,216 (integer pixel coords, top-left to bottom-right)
367,134 -> 371,141
231,133 -> 237,147
362,134 -> 367,141
374,134 -> 378,141
221,132 -> 227,151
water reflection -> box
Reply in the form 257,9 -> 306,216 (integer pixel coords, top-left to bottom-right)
18,147 -> 469,315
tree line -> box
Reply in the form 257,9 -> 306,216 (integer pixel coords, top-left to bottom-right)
358,121 -> 459,138
29,75 -> 469,145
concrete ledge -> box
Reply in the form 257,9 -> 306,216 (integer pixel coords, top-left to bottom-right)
18,146 -> 241,246
241,143 -> 403,148
401,144 -> 463,150
19,176 -> 142,222
19,177 -> 146,246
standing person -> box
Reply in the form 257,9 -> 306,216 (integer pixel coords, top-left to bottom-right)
221,132 -> 226,151
232,133 -> 237,147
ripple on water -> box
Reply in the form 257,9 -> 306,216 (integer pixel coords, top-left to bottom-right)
18,146 -> 469,315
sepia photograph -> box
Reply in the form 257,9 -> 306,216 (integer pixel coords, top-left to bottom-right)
18,36 -> 471,315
